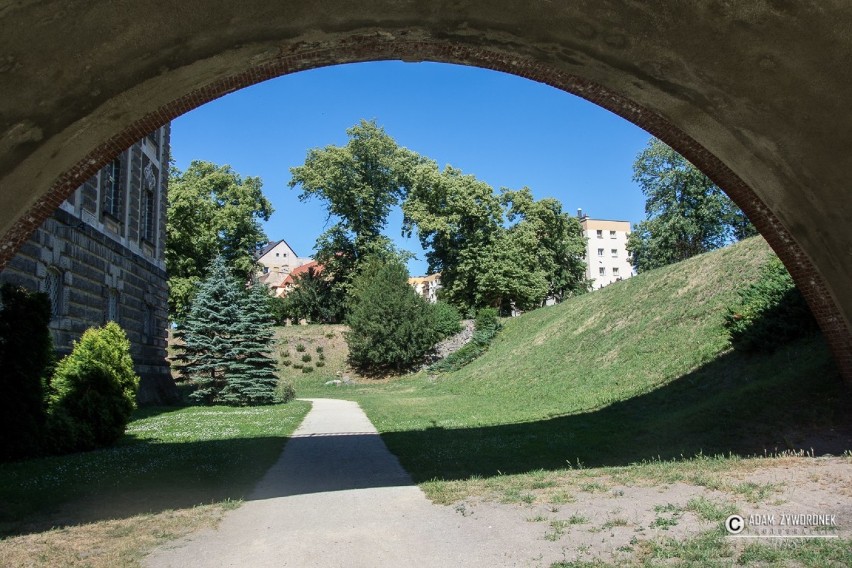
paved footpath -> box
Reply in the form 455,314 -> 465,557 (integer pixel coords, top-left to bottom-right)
144,399 -> 554,567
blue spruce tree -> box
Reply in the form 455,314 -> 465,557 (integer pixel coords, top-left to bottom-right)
177,256 -> 244,404
177,256 -> 282,405
221,278 -> 279,405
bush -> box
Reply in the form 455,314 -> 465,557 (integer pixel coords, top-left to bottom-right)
295,343 -> 306,352
302,365 -> 314,373
431,301 -> 463,340
430,307 -> 503,373
281,359 -> 292,367
316,346 -> 324,353
301,353 -> 312,363
346,256 -> 439,372
316,361 -> 325,368
725,255 -> 818,352
0,284 -> 54,461
277,379 -> 296,403
46,322 -> 140,453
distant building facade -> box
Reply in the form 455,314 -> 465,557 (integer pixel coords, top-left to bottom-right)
0,126 -> 174,403
255,240 -> 314,295
578,212 -> 634,289
408,273 -> 441,303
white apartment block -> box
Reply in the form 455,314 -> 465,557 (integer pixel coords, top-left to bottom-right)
408,273 -> 441,303
579,214 -> 633,289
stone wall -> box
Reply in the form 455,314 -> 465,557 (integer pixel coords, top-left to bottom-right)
0,126 -> 175,404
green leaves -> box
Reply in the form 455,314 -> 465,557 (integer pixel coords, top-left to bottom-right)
167,161 -> 273,324
627,138 -> 757,273
404,165 -> 588,314
288,120 -> 423,319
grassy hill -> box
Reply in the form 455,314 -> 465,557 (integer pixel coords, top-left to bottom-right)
298,236 -> 849,484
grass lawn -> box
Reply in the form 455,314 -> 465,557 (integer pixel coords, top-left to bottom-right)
9,236 -> 850,566
283,237 -> 852,565
0,401 -> 311,566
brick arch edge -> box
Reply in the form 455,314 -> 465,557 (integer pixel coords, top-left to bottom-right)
3,36 -> 848,381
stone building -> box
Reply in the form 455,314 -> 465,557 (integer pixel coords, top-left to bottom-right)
0,126 -> 174,403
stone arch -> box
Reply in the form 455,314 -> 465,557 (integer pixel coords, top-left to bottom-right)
2,3 -> 850,380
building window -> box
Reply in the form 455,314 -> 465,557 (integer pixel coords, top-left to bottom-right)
597,248 -> 604,257
596,229 -> 603,238
106,288 -> 119,323
599,267 -> 606,276
45,268 -> 62,319
611,249 -> 618,258
613,267 -> 620,276
142,162 -> 157,243
143,303 -> 157,343
610,230 -> 617,238
103,158 -> 122,219
141,188 -> 156,242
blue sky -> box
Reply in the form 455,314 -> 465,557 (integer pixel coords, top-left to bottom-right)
171,61 -> 652,275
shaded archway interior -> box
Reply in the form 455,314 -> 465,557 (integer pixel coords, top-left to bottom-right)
2,17 -> 850,381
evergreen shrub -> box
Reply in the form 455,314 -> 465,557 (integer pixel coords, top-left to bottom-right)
725,255 -> 818,352
430,307 -> 503,373
46,322 -> 139,453
345,256 -> 439,372
0,284 -> 54,461
277,379 -> 296,403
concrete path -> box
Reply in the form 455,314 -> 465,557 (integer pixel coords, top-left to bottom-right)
144,399 -> 555,567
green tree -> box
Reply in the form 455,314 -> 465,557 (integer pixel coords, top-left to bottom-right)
177,256 -> 280,405
167,161 -> 273,324
273,265 -> 344,324
346,255 -> 439,372
0,285 -> 54,460
627,138 -> 757,272
289,120 -> 423,312
404,165 -> 588,314
403,163 -> 504,312
223,279 -> 280,405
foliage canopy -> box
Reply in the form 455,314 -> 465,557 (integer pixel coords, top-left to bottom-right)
627,138 -> 756,272
167,160 -> 273,324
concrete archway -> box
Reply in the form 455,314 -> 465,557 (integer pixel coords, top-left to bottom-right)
2,2 -> 851,380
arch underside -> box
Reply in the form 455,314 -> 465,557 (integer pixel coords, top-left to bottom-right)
1,2 -> 851,379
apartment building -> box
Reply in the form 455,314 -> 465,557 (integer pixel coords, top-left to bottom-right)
578,212 -> 633,289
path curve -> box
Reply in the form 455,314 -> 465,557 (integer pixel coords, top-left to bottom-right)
144,399 -> 552,567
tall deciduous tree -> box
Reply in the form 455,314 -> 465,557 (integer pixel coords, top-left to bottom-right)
627,138 -> 757,272
403,164 -> 588,314
288,120 -> 423,309
167,161 -> 273,324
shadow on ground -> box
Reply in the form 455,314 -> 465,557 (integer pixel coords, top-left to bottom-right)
380,336 -> 852,482
2,337 -> 849,537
